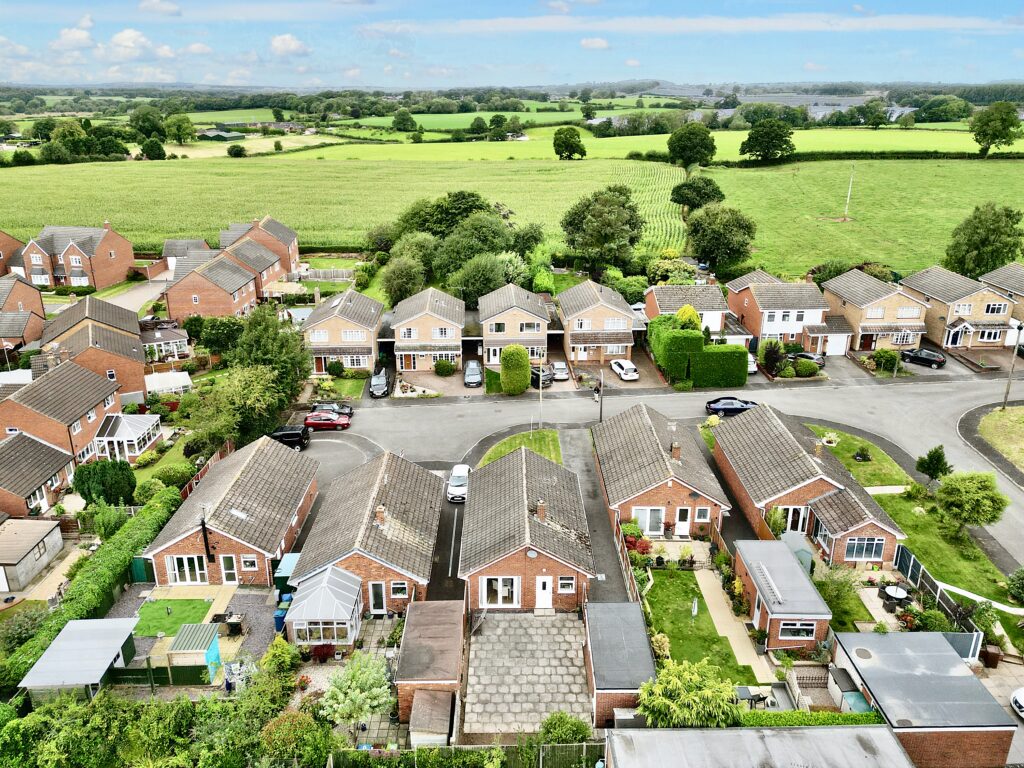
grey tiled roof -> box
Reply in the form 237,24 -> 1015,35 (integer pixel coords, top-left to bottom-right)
34,226 -> 106,257
194,255 -> 256,294
259,217 -> 298,246
593,403 -> 729,508
0,433 -> 72,497
646,284 -> 728,314
0,383 -> 26,400
305,288 -> 384,330
980,262 -> 1024,298
9,361 -> 118,424
225,239 -> 279,273
726,269 -> 783,292
392,288 -> 465,327
749,283 -> 830,311
54,323 -> 145,363
478,284 -> 548,322
140,327 -> 188,345
146,436 -> 319,556
0,312 -> 32,338
804,315 -> 854,335
557,280 -> 633,319
823,269 -> 898,307
219,223 -> 253,249
567,330 -> 633,346
162,239 -> 210,261
900,266 -> 986,304
169,249 -> 220,285
0,274 -> 37,309
42,296 -> 140,344
459,448 -> 594,577
291,452 -> 444,584
859,322 -> 927,333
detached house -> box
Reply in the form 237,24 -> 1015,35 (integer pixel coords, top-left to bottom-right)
980,261 -> 1024,327
145,436 -> 319,586
823,269 -> 929,352
460,448 -> 595,612
164,254 -> 258,322
593,404 -> 731,542
11,223 -> 133,290
479,283 -> 549,366
392,288 -> 465,372
0,229 -> 25,276
643,284 -> 751,346
304,289 -> 384,373
712,405 -> 905,569
161,239 -> 211,275
558,280 -> 635,364
0,275 -> 45,349
221,239 -> 288,298
0,433 -> 75,516
899,266 -> 1016,350
220,216 -> 299,275
726,271 -> 842,353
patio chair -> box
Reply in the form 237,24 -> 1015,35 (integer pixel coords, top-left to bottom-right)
876,586 -> 887,600
882,598 -> 897,613
749,693 -> 769,709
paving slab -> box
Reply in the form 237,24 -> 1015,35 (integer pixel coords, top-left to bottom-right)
693,569 -> 775,683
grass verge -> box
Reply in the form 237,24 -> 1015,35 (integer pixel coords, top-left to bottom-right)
978,407 -> 1024,474
135,599 -> 211,636
478,429 -> 562,467
485,368 -> 502,395
808,424 -> 910,487
330,377 -> 365,398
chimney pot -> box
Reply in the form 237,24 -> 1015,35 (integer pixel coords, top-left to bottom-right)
102,220 -> 111,230
805,272 -> 815,284
671,441 -> 681,461
314,286 -> 321,304
374,504 -> 387,526
536,499 -> 546,522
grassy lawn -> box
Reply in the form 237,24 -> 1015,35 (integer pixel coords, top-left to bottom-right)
305,256 -> 361,270
93,280 -> 139,299
360,270 -> 389,306
485,368 -> 503,395
0,599 -> 46,624
479,429 -> 562,467
551,272 -> 586,295
133,438 -> 187,484
646,570 -> 758,685
135,599 -> 212,636
979,407 -> 1024,473
807,425 -> 910,487
816,581 -> 873,632
330,377 -> 365,398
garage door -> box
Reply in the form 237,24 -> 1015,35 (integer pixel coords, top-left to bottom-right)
0,568 -> 8,593
825,334 -> 850,356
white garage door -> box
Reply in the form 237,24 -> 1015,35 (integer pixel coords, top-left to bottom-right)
825,334 -> 850,356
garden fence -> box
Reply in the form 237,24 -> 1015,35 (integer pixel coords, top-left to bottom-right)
330,742 -> 605,768
304,268 -> 354,281
612,517 -> 641,603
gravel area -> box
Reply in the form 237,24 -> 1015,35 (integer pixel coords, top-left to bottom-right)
226,587 -> 279,659
105,582 -> 158,661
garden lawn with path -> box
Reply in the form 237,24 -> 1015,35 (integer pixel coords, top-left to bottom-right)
815,580 -> 872,632
479,430 -> 562,467
134,599 -> 211,636
978,406 -> 1024,474
133,438 -> 187,483
808,425 -> 910,487
646,570 -> 757,685
304,256 -> 361,270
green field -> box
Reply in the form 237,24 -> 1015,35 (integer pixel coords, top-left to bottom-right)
339,106 -> 683,131
478,429 -> 562,467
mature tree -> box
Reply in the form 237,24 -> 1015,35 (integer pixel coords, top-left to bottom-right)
446,253 -> 506,309
200,365 -> 288,444
579,88 -> 593,103
916,445 -> 953,483
970,102 -> 1023,157
321,651 -> 394,744
561,184 -> 646,272
226,143 -> 247,157
129,104 -> 166,139
398,190 -> 490,239
507,116 -> 523,136
164,113 -> 196,145
666,123 -> 716,168
200,316 -> 244,355
897,112 -> 916,130
942,202 -> 1024,279
739,118 -> 795,161
72,460 -> 137,506
500,344 -> 530,395
0,118 -> 16,137
51,119 -> 86,145
686,204 -> 756,274
382,255 -> 426,306
182,315 -> 206,343
38,141 -> 72,164
935,472 -> 1009,536
538,711 -> 592,744
675,304 -> 701,331
810,259 -> 852,287
553,126 -> 587,160
637,659 -> 742,728
580,103 -> 597,120
97,136 -> 129,156
229,305 -> 310,400
469,116 -> 488,134
390,231 -> 439,278
272,107 -> 285,122
141,137 -> 166,160
28,116 -> 57,141
670,176 -> 724,218
511,222 -> 545,258
391,108 -> 417,132
260,711 -> 332,767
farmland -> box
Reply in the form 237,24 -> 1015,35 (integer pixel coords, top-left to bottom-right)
337,105 -> 685,131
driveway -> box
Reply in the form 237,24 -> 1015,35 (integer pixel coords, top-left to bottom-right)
397,370 -> 485,398
816,356 -> 873,384
106,275 -> 170,313
427,492 -> 465,601
905,352 -> 975,378
574,352 -> 667,391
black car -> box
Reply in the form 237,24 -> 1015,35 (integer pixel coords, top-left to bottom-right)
788,351 -> 826,368
269,425 -> 311,451
311,401 -> 354,417
530,364 -> 553,389
1016,344 -> 1024,360
900,348 -> 946,369
369,368 -> 390,399
705,396 -> 758,417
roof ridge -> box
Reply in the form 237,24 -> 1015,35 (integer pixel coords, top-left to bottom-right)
211,438 -> 266,518
520,447 -> 531,547
639,403 -> 676,482
353,452 -> 389,552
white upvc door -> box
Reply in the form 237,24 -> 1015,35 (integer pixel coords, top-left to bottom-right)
573,346 -> 588,361
676,507 -> 691,537
221,555 -> 239,585
369,582 -> 386,615
535,576 -> 553,609
635,507 -> 664,536
754,594 -> 763,626
487,346 -> 501,364
169,555 -> 208,585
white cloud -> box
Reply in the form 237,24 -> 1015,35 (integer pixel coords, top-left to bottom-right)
387,46 -> 409,58
105,63 -> 176,82
77,14 -> 94,29
343,67 -> 361,78
295,64 -> 310,74
97,29 -> 169,61
383,63 -> 394,74
50,25 -> 94,51
547,1 -> 570,13
624,57 -> 640,66
270,33 -> 310,57
851,4 -> 874,15
182,42 -> 212,55
425,65 -> 456,77
224,68 -> 250,85
0,36 -> 31,58
155,44 -> 175,59
803,60 -> 826,71
580,36 -> 609,49
139,0 -> 182,16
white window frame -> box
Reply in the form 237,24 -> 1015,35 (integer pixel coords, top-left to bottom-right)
779,621 -> 817,639
108,250 -> 116,260
891,331 -> 915,346
70,255 -> 82,267
795,311 -> 805,322
978,329 -> 1002,342
604,316 -> 628,331
5,427 -> 18,435
342,355 -> 368,368
292,620 -> 349,646
240,554 -> 260,571
985,302 -> 1009,316
574,318 -> 591,331
481,576 -> 519,608
390,581 -> 409,598
192,295 -> 199,305
765,311 -> 776,323
519,321 -> 542,334
953,302 -> 973,315
309,329 -> 328,343
897,306 -> 921,319
781,311 -> 791,322
106,369 -> 116,381
695,507 -> 711,523
845,537 -> 886,561
557,576 -> 576,593
526,346 -> 545,359
866,306 -> 885,319
30,253 -> 42,265
488,322 -> 506,334
432,326 -> 453,339
103,394 -> 115,408
342,329 -> 366,342
86,408 -> 96,423
432,352 -> 458,364
71,421 -> 82,435
232,291 -> 239,302
813,518 -> 831,550
399,327 -> 417,340
633,506 -> 665,536
604,344 -> 627,355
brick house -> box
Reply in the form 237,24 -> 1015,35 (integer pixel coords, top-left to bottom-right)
164,254 -> 258,322
0,432 -> 75,516
583,602 -> 655,728
221,239 -> 288,298
144,436 -> 319,587
304,288 -> 384,373
643,284 -> 751,346
833,632 -> 1015,768
980,261 -> 1024,329
592,403 -> 731,542
712,405 -> 905,569
0,229 -> 25,277
460,447 -> 595,612
900,266 -> 1018,350
733,540 -> 831,653
161,239 -> 210,275
220,216 -> 299,275
394,600 -> 464,722
479,283 -> 550,366
392,288 -> 465,373
0,274 -> 45,349
10,223 -> 133,290
557,280 -> 635,364
289,451 -> 443,619
822,269 -> 930,353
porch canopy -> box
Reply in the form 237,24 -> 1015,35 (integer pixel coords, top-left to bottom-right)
94,413 -> 161,461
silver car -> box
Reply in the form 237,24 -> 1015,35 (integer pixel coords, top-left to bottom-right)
551,361 -> 570,381
447,464 -> 471,503
463,360 -> 483,387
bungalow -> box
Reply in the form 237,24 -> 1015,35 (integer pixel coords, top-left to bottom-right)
459,447 -> 595,612
0,274 -> 45,348
900,266 -> 1017,350
164,254 -> 258,322
712,405 -> 905,569
726,273 -> 838,353
980,261 -> 1024,326
558,280 -> 636,364
0,518 -> 65,592
304,289 -> 384,373
144,436 -> 319,586
161,239 -> 211,275
289,451 -> 443,618
733,540 -> 831,653
584,602 -> 656,728
0,229 -> 25,276
479,283 -> 549,366
822,269 -> 928,353
10,223 -> 133,290
392,288 -> 465,373
643,284 -> 751,346
0,433 -> 74,516
220,216 -> 299,275
592,403 -> 731,542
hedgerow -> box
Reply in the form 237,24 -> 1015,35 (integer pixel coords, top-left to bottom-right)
740,710 -> 884,727
691,345 -> 748,388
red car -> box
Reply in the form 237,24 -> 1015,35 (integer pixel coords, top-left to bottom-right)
303,412 -> 351,431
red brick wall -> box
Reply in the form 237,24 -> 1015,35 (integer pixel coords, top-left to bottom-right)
826,520 -> 899,569
165,271 -> 255,321
595,692 -> 638,728
72,347 -> 146,399
396,682 -> 458,723
87,228 -> 134,290
1,312 -> 44,348
0,392 -> 119,460
616,480 -> 724,539
726,288 -> 763,338
465,548 -> 588,612
0,467 -> 71,518
334,551 -> 425,615
0,278 -> 45,320
896,729 -> 1013,768
643,290 -> 662,320
19,242 -> 55,286
221,249 -> 286,298
0,231 -> 24,276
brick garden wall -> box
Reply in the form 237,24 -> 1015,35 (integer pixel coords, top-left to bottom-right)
896,729 -> 1014,768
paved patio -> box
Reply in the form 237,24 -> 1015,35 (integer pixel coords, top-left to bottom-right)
463,612 -> 590,737
977,661 -> 1024,764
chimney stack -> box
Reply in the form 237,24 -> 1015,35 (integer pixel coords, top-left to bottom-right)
252,217 -> 261,227
314,285 -> 321,304
805,272 -> 815,284
374,504 -> 387,526
814,442 -> 823,458
102,219 -> 111,231
536,499 -> 547,522
670,441 -> 681,461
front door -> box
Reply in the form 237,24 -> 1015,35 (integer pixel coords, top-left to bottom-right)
487,346 -> 501,364
221,555 -> 238,585
859,334 -> 875,351
369,582 -> 386,615
754,594 -> 762,626
676,507 -> 691,537
786,507 -> 806,533
573,346 -> 588,361
946,327 -> 964,348
535,576 -> 553,610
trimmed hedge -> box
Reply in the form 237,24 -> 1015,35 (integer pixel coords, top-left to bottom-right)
692,344 -> 748,388
629,149 -> 1024,167
740,710 -> 884,727
0,486 -> 183,690
649,315 -> 747,387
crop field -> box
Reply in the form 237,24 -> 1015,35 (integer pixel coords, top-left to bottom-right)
337,106 -> 683,131
130,133 -> 342,159
184,108 -> 278,125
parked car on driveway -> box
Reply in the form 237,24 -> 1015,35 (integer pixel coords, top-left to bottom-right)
610,359 -> 640,381
900,348 -> 946,369
311,401 -> 354,417
705,396 -> 758,417
531,364 -> 553,389
463,360 -> 483,388
789,351 -> 826,368
1011,687 -> 1024,719
446,464 -> 471,503
368,368 -> 390,399
551,361 -> 570,381
269,425 -> 311,451
747,353 -> 759,374
304,412 -> 351,431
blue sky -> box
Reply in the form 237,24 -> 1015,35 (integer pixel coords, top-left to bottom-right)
2,1 -> 1024,88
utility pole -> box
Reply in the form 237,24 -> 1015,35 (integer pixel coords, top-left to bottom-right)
1003,321 -> 1022,410
538,366 -> 543,429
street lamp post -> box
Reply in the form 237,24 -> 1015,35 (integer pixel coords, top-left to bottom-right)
1002,321 -> 1022,410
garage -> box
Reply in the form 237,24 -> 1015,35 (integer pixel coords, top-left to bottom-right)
804,316 -> 853,357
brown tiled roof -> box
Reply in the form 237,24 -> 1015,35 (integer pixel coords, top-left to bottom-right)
726,269 -> 783,292
478,283 -> 548,322
557,279 -> 633,319
749,283 -> 830,311
304,288 -> 383,330
392,287 -> 465,327
646,284 -> 728,314
803,316 -> 854,335
568,330 -> 633,345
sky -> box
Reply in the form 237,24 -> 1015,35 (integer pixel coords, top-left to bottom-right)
2,1 -> 1024,88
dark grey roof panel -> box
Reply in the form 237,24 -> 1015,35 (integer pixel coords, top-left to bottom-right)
478,283 -> 549,322
647,284 -> 728,314
392,287 -> 465,327
0,433 -> 72,497
749,283 -> 829,311
586,602 -> 656,690
900,266 -> 987,304
822,269 -> 898,307
41,296 -> 140,344
726,269 -> 783,292
9,362 -> 118,424
557,279 -> 633,319
305,288 -> 384,330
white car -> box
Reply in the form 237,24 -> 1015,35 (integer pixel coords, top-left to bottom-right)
610,359 -> 640,381
748,353 -> 759,374
446,464 -> 470,503
1011,687 -> 1024,719
551,361 -> 571,381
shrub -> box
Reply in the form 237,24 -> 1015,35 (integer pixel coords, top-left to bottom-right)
854,444 -> 872,462
134,450 -> 159,468
621,522 -> 644,539
94,504 -> 129,539
141,137 -> 165,160
871,348 -> 900,374
916,609 -> 952,632
434,359 -> 456,377
273,140 -> 283,152
673,380 -> 694,392
692,344 -> 748,388
741,710 -> 883,727
326,360 -> 345,377
760,340 -> 787,375
0,605 -> 48,654
1009,568 -> 1024,604
261,710 -> 332,767
73,460 -> 136,505
133,478 -> 166,505
532,268 -> 555,294
777,366 -> 795,378
903,481 -> 930,501
180,360 -> 198,374
766,507 -> 786,537
538,711 -> 593,744
182,430 -> 221,460
650,633 -> 671,659
793,359 -> 820,378
122,402 -> 140,415
311,643 -> 336,664
154,461 -> 197,489
226,143 -> 247,157
500,344 -> 530,395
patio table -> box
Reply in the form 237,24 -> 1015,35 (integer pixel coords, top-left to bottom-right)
884,586 -> 908,601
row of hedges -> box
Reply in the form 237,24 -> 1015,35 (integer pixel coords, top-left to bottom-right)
647,315 -> 746,387
627,149 -> 1024,167
740,710 -> 884,727
692,344 -> 748,388
0,486 -> 184,691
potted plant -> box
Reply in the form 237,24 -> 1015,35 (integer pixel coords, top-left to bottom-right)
296,674 -> 311,691
750,628 -> 768,655
663,520 -> 676,539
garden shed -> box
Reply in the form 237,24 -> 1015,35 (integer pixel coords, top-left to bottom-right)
584,602 -> 656,728
0,518 -> 64,592
167,623 -> 221,682
395,600 -> 465,721
409,690 -> 453,748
